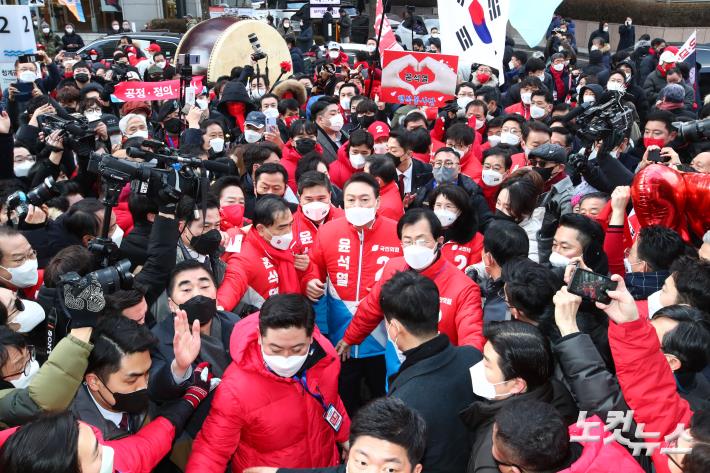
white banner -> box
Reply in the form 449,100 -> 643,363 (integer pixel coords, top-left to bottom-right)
310,6 -> 340,19
676,30 -> 696,64
0,62 -> 17,93
437,0 -> 509,84
0,5 -> 37,63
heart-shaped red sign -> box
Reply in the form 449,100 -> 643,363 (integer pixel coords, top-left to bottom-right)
397,64 -> 436,87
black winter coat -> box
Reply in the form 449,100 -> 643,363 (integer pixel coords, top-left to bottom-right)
389,339 -> 481,473
461,380 -> 578,473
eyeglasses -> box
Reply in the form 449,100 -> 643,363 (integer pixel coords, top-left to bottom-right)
401,239 -> 433,248
432,160 -> 458,169
2,345 -> 35,380
527,159 -> 552,168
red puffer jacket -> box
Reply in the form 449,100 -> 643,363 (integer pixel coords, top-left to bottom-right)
185,313 -> 350,473
328,142 -> 357,189
343,255 -> 485,350
281,140 -> 324,193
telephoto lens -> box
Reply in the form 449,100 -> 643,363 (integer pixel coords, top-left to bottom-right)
27,177 -> 59,207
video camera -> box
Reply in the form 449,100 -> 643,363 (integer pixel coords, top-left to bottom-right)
5,177 -> 60,221
573,91 -> 635,145
59,259 -> 134,296
37,113 -> 96,156
673,117 -> 710,142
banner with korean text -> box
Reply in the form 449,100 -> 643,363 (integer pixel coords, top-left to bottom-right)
380,50 -> 458,108
111,77 -> 204,102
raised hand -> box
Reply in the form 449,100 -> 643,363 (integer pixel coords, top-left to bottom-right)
172,309 -> 201,378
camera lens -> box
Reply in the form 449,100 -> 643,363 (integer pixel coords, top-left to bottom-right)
27,177 -> 58,206
93,258 -> 134,294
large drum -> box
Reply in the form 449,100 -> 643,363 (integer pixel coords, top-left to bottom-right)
175,17 -> 292,86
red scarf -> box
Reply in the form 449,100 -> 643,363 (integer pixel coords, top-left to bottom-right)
550,67 -> 566,102
543,170 -> 567,193
245,229 -> 302,295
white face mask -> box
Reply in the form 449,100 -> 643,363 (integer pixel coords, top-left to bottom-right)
128,129 -> 149,140
623,258 -> 633,274
328,50 -> 340,59
530,104 -> 547,119
18,71 -> 37,83
549,251 -> 571,268
42,27 -> 50,34
482,169 -> 504,187
155,61 -> 167,69
329,114 -> 344,132
582,95 -> 596,104
520,91 -> 532,105
66,28 -> 74,34
267,229 -> 293,251
263,107 -> 279,119
469,360 -> 510,400
367,44 -> 376,53
210,138 -> 225,153
647,290 -> 664,318
487,135 -> 501,147
244,130 -> 263,143
1,258 -> 39,288
340,97 -> 351,111
262,346 -> 309,378
90,55 -> 98,61
302,201 -> 330,222
373,143 -> 388,154
500,131 -> 519,146
10,359 -> 39,389
607,82 -> 625,92
457,96 -> 473,110
434,209 -> 458,227
196,99 -> 209,110
349,152 -> 367,169
603,26 -> 609,32
473,119 -> 485,130
386,321 -> 406,364
403,244 -> 437,270
552,63 -> 564,72
14,160 -> 34,177
110,226 -> 124,247
345,206 -> 376,227
85,110 -> 102,122
454,147 -> 468,159
508,60 -> 516,70
99,446 -> 115,473
10,300 -> 45,333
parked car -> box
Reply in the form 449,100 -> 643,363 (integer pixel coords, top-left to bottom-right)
395,17 -> 438,50
696,44 -> 710,99
77,32 -> 182,62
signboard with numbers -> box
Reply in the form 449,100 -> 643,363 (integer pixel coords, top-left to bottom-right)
380,50 -> 458,108
437,0 -> 509,83
0,5 -> 37,63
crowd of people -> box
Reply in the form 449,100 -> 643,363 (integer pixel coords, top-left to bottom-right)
0,8 -> 708,473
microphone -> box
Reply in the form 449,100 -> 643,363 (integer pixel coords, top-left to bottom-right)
194,159 -> 231,174
126,147 -> 153,161
140,139 -> 168,151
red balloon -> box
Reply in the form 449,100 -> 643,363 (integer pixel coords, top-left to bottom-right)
631,164 -> 689,241
682,172 -> 710,239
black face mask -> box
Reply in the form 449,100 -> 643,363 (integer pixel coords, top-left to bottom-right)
179,295 -> 217,325
64,107 -> 77,114
358,115 -> 376,129
295,138 -> 317,155
190,229 -> 222,255
164,117 -> 182,134
74,73 -> 90,83
494,209 -> 515,222
532,166 -> 554,182
387,152 -> 402,166
99,378 -> 150,414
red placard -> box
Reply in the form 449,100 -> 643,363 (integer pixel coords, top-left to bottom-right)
380,50 -> 458,108
112,76 -> 204,102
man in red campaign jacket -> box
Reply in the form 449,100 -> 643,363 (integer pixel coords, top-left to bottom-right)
292,172 -> 345,254
302,173 -> 401,413
365,156 -> 404,222
280,121 -> 324,193
186,296 -> 350,473
339,208 -> 485,377
328,129 -> 374,189
445,123 -> 483,184
217,196 -> 303,312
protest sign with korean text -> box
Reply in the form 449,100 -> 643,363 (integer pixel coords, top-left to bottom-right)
380,50 -> 458,108
112,77 -> 204,103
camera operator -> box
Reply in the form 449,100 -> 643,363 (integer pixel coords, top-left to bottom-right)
1,52 -> 61,131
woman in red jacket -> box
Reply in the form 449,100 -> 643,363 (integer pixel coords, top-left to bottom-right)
429,185 -> 483,271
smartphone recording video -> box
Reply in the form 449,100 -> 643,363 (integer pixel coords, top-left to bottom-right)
568,268 -> 618,305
